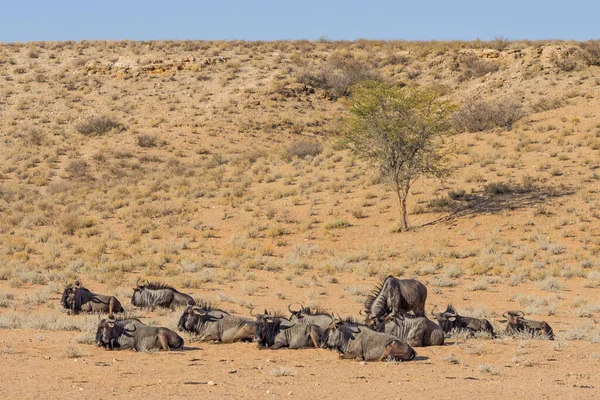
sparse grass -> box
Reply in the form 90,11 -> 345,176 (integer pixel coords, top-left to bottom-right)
64,345 -> 86,358
536,278 -> 564,292
270,366 -> 294,377
478,364 -> 501,375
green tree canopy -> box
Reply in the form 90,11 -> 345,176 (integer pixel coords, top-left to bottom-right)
344,81 -> 456,231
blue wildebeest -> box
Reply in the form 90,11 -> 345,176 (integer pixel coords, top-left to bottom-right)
432,305 -> 494,337
177,304 -> 255,343
97,315 -> 184,351
502,311 -> 554,340
60,281 -> 123,314
253,312 -> 321,350
131,280 -> 195,309
321,318 -> 416,362
363,276 -> 428,328
371,314 -> 445,347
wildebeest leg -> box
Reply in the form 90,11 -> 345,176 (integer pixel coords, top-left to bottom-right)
309,328 -> 320,348
378,344 -> 394,361
232,326 -> 254,342
158,334 -> 170,351
269,342 -> 286,350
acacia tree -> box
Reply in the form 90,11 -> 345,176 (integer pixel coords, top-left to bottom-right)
344,82 -> 456,231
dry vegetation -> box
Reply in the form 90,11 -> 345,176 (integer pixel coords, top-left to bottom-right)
1,39 -> 600,399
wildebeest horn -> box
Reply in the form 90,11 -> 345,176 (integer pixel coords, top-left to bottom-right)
288,304 -> 299,314
502,312 -> 509,318
136,278 -> 142,288
249,307 -> 260,318
359,310 -> 364,316
108,313 -> 116,321
516,311 -> 525,317
74,280 -> 81,288
445,307 -> 457,317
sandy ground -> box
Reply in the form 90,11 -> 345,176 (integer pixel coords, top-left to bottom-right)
1,330 -> 599,400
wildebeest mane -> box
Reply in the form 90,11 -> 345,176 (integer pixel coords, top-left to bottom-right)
143,282 -> 178,291
364,277 -> 388,312
300,306 -> 331,317
195,301 -> 222,312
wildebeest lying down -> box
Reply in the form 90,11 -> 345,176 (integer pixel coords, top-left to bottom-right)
254,312 -> 321,350
288,305 -> 333,331
60,281 -> 123,314
131,280 -> 195,309
97,315 -> 183,351
177,304 -> 255,343
363,276 -> 427,328
321,319 -> 416,362
432,305 -> 494,337
371,314 -> 444,347
502,311 -> 555,340
95,316 -> 146,348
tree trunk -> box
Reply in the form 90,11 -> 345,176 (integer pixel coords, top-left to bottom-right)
396,184 -> 409,231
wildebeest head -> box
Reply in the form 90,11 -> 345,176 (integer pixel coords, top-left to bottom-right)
287,304 -> 303,320
321,320 -> 357,350
60,281 -> 83,311
130,279 -> 146,306
362,309 -> 395,330
97,314 -> 121,350
502,310 -> 525,325
177,305 -> 204,331
432,305 -> 457,332
252,309 -> 280,348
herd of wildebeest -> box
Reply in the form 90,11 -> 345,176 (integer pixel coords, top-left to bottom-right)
60,276 -> 555,362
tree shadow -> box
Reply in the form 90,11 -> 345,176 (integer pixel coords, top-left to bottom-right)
419,184 -> 575,228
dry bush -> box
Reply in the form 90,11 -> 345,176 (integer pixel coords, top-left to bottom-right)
137,134 -> 157,148
65,159 -> 91,180
578,40 -> 600,66
22,128 -> 46,146
454,98 -> 526,132
58,213 -> 82,235
298,54 -> 377,99
283,140 -> 323,160
454,53 -> 499,81
76,115 -> 121,135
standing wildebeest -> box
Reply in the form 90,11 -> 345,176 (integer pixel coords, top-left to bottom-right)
288,305 -> 334,331
60,281 -> 123,314
97,315 -> 183,351
502,311 -> 555,340
253,312 -> 321,350
321,319 -> 416,362
131,280 -> 195,309
372,314 -> 444,347
432,305 -> 494,337
177,304 -> 255,343
363,276 -> 427,328
95,316 -> 146,348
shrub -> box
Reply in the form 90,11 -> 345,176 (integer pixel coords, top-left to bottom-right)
65,159 -> 90,180
427,196 -> 458,212
484,182 -> 511,195
76,115 -> 121,135
578,40 -> 600,66
137,134 -> 157,148
283,140 -> 322,160
454,98 -> 525,132
298,54 -> 377,99
454,53 -> 499,81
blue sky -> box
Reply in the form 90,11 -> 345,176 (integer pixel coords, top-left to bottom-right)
1,1 -> 598,42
